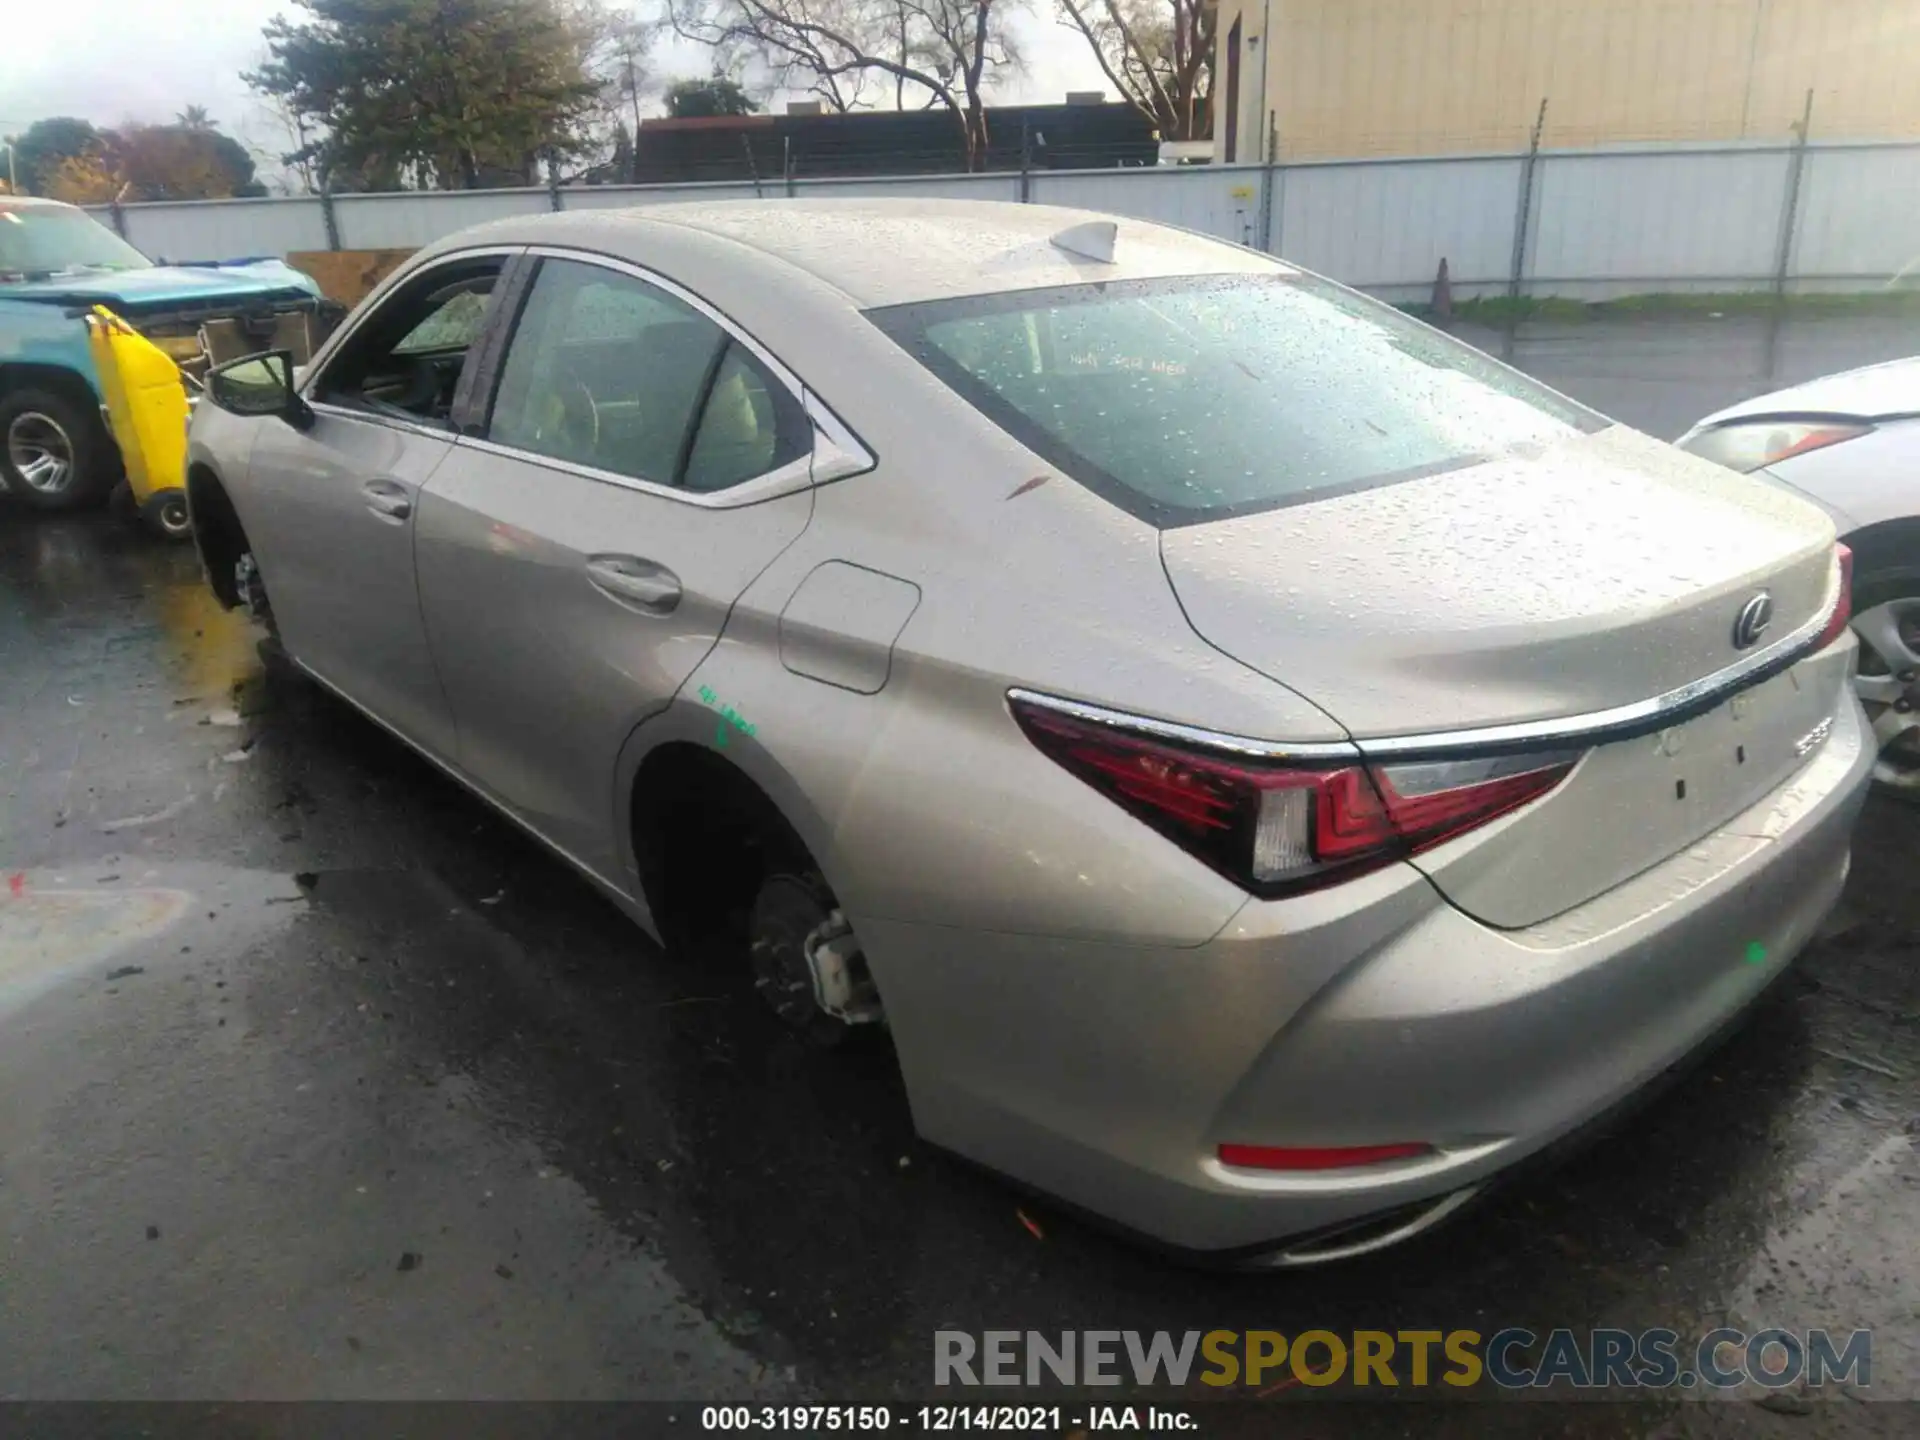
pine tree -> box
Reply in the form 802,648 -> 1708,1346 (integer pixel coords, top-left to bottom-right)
246,0 -> 604,191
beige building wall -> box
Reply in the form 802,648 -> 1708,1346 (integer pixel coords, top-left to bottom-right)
1212,0 -> 1920,162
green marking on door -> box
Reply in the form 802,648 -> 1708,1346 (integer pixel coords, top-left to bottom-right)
1744,940 -> 1768,965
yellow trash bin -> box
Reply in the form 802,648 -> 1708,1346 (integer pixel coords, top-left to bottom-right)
84,305 -> 192,539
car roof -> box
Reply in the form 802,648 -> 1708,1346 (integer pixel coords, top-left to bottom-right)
0,195 -> 79,212
442,197 -> 1290,308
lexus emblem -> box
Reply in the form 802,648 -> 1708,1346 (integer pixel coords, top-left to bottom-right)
1732,592 -> 1773,650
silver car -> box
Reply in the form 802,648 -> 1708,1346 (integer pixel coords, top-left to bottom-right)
1680,359 -> 1920,799
187,200 -> 1873,1265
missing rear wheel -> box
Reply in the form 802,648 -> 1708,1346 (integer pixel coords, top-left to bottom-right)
748,871 -> 881,1048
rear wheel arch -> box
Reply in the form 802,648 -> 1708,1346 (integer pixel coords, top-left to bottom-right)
628,738 -> 831,948
1838,517 -> 1920,802
627,735 -> 879,1043
0,361 -> 103,412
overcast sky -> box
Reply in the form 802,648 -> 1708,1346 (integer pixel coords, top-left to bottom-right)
1,1 -> 1109,182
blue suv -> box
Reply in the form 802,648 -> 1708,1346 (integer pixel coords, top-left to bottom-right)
1,195 -> 330,511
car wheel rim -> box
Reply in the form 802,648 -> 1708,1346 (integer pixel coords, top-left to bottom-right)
6,411 -> 75,495
158,496 -> 191,537
234,552 -> 270,621
1850,596 -> 1920,793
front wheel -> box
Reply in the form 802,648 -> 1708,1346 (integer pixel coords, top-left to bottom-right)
234,550 -> 279,640
0,387 -> 116,511
1849,569 -> 1920,801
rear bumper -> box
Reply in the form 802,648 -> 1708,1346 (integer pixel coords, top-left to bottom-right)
864,693 -> 1874,1258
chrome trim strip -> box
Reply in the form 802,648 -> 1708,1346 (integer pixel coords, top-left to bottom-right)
1355,590 -> 1834,760
524,243 -> 808,390
449,433 -> 820,509
303,240 -> 879,505
1006,687 -> 1358,763
519,243 -> 876,477
1008,567 -> 1839,763
802,389 -> 875,482
1266,1186 -> 1482,1268
433,244 -> 875,508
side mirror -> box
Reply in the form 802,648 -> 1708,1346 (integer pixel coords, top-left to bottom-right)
206,349 -> 312,430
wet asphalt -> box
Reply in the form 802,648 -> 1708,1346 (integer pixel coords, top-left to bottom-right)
1,315 -> 1919,1432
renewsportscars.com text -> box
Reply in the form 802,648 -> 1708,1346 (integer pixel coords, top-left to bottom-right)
933,1328 -> 1871,1391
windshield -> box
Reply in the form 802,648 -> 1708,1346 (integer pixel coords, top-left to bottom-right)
0,204 -> 152,281
870,273 -> 1607,526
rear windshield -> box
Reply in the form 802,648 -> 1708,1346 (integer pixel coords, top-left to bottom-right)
869,273 -> 1606,526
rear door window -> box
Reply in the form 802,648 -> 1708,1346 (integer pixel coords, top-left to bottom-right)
870,273 -> 1605,526
682,342 -> 811,492
486,257 -> 808,491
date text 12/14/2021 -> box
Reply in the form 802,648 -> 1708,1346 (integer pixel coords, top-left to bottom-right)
700,1407 -> 1197,1432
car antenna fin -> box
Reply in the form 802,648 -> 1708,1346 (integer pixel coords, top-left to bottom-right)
1049,220 -> 1117,264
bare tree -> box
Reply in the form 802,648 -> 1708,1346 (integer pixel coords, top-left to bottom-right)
243,91 -> 319,194
596,10 -> 658,163
1056,0 -> 1211,142
666,0 -> 1025,168
520,0 -> 665,184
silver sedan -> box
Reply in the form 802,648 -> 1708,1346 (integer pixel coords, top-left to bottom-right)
1681,360 -> 1920,799
188,200 -> 1873,1265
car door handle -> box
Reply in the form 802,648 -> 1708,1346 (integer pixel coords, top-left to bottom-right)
362,479 -> 412,522
587,555 -> 681,615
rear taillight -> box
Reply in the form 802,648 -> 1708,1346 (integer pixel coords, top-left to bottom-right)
1010,699 -> 1579,897
1813,542 -> 1854,651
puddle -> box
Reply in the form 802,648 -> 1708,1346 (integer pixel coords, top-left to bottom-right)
0,884 -> 192,1011
0,864 -> 307,1017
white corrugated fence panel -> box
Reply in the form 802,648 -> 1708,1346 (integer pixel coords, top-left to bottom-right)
118,198 -> 331,262
1530,148 -> 1788,289
1277,157 -> 1521,292
789,174 -> 1023,202
1793,145 -> 1920,283
1031,167 -> 1261,245
332,189 -> 547,248
561,182 -> 767,209
69,140 -> 1920,296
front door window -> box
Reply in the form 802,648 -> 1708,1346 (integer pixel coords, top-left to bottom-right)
312,256 -> 506,428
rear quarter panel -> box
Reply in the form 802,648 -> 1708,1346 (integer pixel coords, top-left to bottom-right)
630,318 -> 1351,951
1767,420 -> 1920,536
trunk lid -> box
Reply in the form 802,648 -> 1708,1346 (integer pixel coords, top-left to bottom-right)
1161,424 -> 1844,926
1693,355 -> 1920,427
1390,645 -> 1851,928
